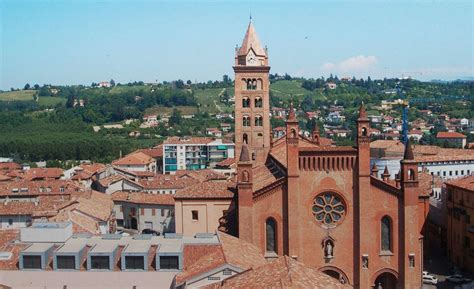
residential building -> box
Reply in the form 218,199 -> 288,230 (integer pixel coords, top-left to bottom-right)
371,139 -> 474,179
446,176 -> 474,271
205,128 -> 222,138
112,191 -> 175,233
436,131 -> 467,148
162,137 -> 235,174
174,181 -> 234,236
112,151 -> 157,172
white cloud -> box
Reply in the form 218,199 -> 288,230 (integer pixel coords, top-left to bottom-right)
321,55 -> 378,73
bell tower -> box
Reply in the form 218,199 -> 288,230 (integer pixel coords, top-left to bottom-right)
234,19 -> 271,159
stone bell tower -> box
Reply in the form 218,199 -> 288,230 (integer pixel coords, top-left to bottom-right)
234,19 -> 271,159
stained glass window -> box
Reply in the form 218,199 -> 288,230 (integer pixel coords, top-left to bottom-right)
312,192 -> 346,227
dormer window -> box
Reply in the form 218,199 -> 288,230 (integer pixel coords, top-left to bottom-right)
11,188 -> 19,193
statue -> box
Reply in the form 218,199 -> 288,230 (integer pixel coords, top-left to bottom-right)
362,256 -> 369,269
325,240 -> 333,258
377,282 -> 383,289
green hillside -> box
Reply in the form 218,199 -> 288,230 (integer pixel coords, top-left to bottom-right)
0,90 -> 36,101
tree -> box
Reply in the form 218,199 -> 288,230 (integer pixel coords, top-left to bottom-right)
169,109 -> 182,126
110,79 -> 116,87
186,80 -> 192,85
24,83 -> 30,90
33,84 -> 40,90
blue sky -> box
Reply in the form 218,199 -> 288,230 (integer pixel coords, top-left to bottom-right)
1,0 -> 472,89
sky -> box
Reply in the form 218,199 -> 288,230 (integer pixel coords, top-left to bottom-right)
0,0 -> 473,90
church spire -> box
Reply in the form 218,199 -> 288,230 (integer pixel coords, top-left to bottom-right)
238,20 -> 266,57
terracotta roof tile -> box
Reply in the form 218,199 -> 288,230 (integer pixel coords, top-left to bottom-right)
23,168 -> 63,180
208,256 -> 351,289
446,175 -> 474,192
111,191 -> 175,205
215,158 -> 235,167
174,181 -> 235,199
112,151 -> 154,166
436,131 -> 466,139
175,232 -> 266,286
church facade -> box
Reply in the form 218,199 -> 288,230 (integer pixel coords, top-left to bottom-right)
230,21 -> 430,289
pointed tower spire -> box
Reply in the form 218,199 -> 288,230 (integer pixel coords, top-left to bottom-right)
239,144 -> 250,162
382,166 -> 390,181
358,102 -> 368,120
287,102 -> 297,122
238,20 -> 266,56
404,139 -> 414,160
371,162 -> 378,176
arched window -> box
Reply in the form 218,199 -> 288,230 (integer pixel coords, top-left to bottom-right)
243,133 -> 248,144
252,79 -> 257,90
242,97 -> 250,108
361,127 -> 367,137
381,216 -> 392,252
255,97 -> 263,108
243,116 -> 250,127
246,79 -> 252,90
255,115 -> 263,126
408,169 -> 415,180
241,79 -> 247,90
257,79 -> 263,90
266,218 -> 277,253
290,129 -> 296,138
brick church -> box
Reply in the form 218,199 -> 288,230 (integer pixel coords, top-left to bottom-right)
225,20 -> 430,289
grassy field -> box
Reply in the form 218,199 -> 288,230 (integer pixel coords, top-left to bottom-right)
270,80 -> 326,101
193,87 -> 234,113
0,90 -> 36,101
109,85 -> 151,94
38,96 -> 66,106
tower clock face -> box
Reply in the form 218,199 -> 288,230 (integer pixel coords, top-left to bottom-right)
246,51 -> 258,66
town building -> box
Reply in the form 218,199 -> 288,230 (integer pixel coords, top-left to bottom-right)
112,191 -> 175,234
112,151 -> 157,173
162,137 -> 235,174
174,181 -> 234,237
371,139 -> 474,179
436,131 -> 467,148
217,22 -> 430,289
445,176 -> 474,272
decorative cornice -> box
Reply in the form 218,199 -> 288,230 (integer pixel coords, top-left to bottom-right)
370,176 -> 400,197
253,178 -> 286,202
233,66 -> 271,73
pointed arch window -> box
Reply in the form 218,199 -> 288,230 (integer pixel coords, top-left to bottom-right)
381,216 -> 392,252
266,218 -> 277,253
255,97 -> 263,108
255,115 -> 263,126
361,127 -> 368,137
243,116 -> 250,127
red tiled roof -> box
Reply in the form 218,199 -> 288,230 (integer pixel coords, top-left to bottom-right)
207,256 -> 351,289
436,131 -> 466,139
446,175 -> 474,192
111,191 -> 175,205
175,232 -> 266,286
23,168 -> 63,180
138,145 -> 163,158
0,162 -> 21,172
112,151 -> 154,166
174,181 -> 235,199
215,158 -> 235,168
0,180 -> 82,196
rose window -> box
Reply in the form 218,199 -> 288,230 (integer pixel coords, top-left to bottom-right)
312,192 -> 346,226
